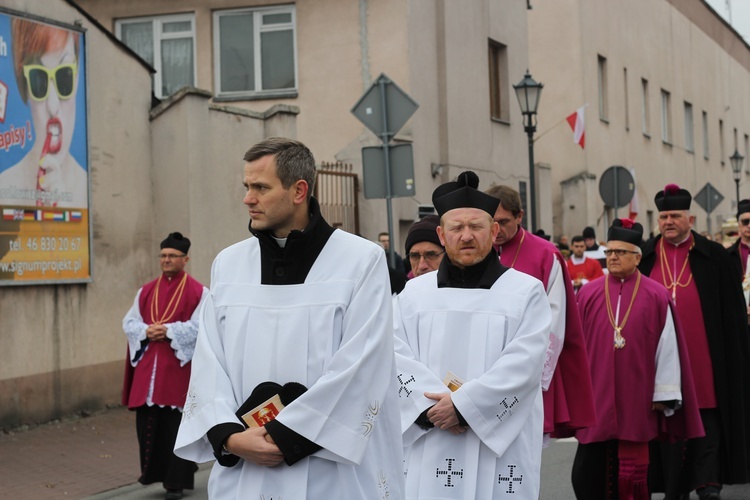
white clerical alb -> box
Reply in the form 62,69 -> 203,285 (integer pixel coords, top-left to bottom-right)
174,232 -> 404,500
394,268 -> 551,499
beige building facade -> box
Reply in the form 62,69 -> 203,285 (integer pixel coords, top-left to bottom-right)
78,0 -> 537,248
529,0 -> 750,240
6,0 -> 748,427
2,0 -> 534,425
0,0 -> 295,427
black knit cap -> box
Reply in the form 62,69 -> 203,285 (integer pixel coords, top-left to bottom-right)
160,232 -> 191,254
654,183 -> 692,211
405,215 -> 443,255
738,199 -> 750,218
432,171 -> 500,218
582,226 -> 596,239
607,218 -> 643,246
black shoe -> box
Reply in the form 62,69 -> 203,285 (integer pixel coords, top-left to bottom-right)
165,489 -> 184,500
698,488 -> 721,500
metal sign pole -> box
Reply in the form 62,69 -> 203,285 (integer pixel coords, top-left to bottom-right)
613,168 -> 619,220
706,188 -> 713,234
352,73 -> 419,266
604,209 -> 610,237
378,77 -> 396,269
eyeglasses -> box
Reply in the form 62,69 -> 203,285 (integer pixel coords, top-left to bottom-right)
23,63 -> 77,101
603,249 -> 639,257
408,251 -> 445,262
159,253 -> 186,260
740,218 -> 750,227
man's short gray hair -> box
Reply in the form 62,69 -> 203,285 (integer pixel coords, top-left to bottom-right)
243,137 -> 317,199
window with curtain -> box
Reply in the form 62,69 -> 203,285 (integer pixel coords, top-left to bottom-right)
214,6 -> 297,97
597,55 -> 608,121
641,78 -> 650,136
623,67 -> 629,131
661,89 -> 671,144
116,14 -> 196,99
702,111 -> 709,159
488,39 -> 509,122
684,101 -> 694,153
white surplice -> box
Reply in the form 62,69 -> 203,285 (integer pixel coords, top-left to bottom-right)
394,268 -> 551,499
174,232 -> 404,500
540,257 -> 566,391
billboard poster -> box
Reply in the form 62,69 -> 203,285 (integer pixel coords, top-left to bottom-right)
0,12 -> 90,284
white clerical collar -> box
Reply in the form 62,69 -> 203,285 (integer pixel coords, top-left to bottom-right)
273,236 -> 288,248
570,255 -> 586,264
667,234 -> 691,247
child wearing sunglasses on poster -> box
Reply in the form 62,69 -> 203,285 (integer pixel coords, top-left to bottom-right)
0,18 -> 87,208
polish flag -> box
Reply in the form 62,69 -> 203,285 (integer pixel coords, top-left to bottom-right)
628,167 -> 640,220
566,106 -> 585,149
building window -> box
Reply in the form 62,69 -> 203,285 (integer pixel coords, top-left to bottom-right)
702,111 -> 709,159
684,101 -> 693,153
116,14 -> 196,99
214,5 -> 297,98
641,78 -> 650,136
623,68 -> 629,131
720,119 -> 725,165
597,55 -> 608,121
660,89 -> 671,144
488,40 -> 509,122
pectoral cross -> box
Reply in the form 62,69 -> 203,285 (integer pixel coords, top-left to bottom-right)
614,327 -> 626,349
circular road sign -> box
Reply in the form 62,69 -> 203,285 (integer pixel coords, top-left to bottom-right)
599,165 -> 635,208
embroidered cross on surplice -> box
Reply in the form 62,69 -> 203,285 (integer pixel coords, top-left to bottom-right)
498,464 -> 523,493
496,396 -> 520,422
436,458 -> 464,487
397,373 -> 416,398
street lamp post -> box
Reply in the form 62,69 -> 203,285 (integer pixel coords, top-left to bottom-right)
513,71 -> 543,233
730,149 -> 745,210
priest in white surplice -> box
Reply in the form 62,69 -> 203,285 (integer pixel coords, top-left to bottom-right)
174,138 -> 404,499
394,171 -> 552,499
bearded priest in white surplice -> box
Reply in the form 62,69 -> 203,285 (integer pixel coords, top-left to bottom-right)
394,171 -> 551,499
174,138 -> 404,500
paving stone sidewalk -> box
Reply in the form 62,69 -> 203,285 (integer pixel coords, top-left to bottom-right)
0,405 -> 140,499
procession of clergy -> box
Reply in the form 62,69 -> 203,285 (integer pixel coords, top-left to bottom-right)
151,137 -> 750,500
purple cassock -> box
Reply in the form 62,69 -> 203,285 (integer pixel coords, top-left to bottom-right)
122,270 -> 205,408
576,271 -> 704,444
497,227 -> 597,436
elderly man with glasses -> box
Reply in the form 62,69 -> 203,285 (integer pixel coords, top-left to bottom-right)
640,184 -> 750,500
122,232 -> 208,500
404,214 -> 445,278
573,218 -> 703,500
